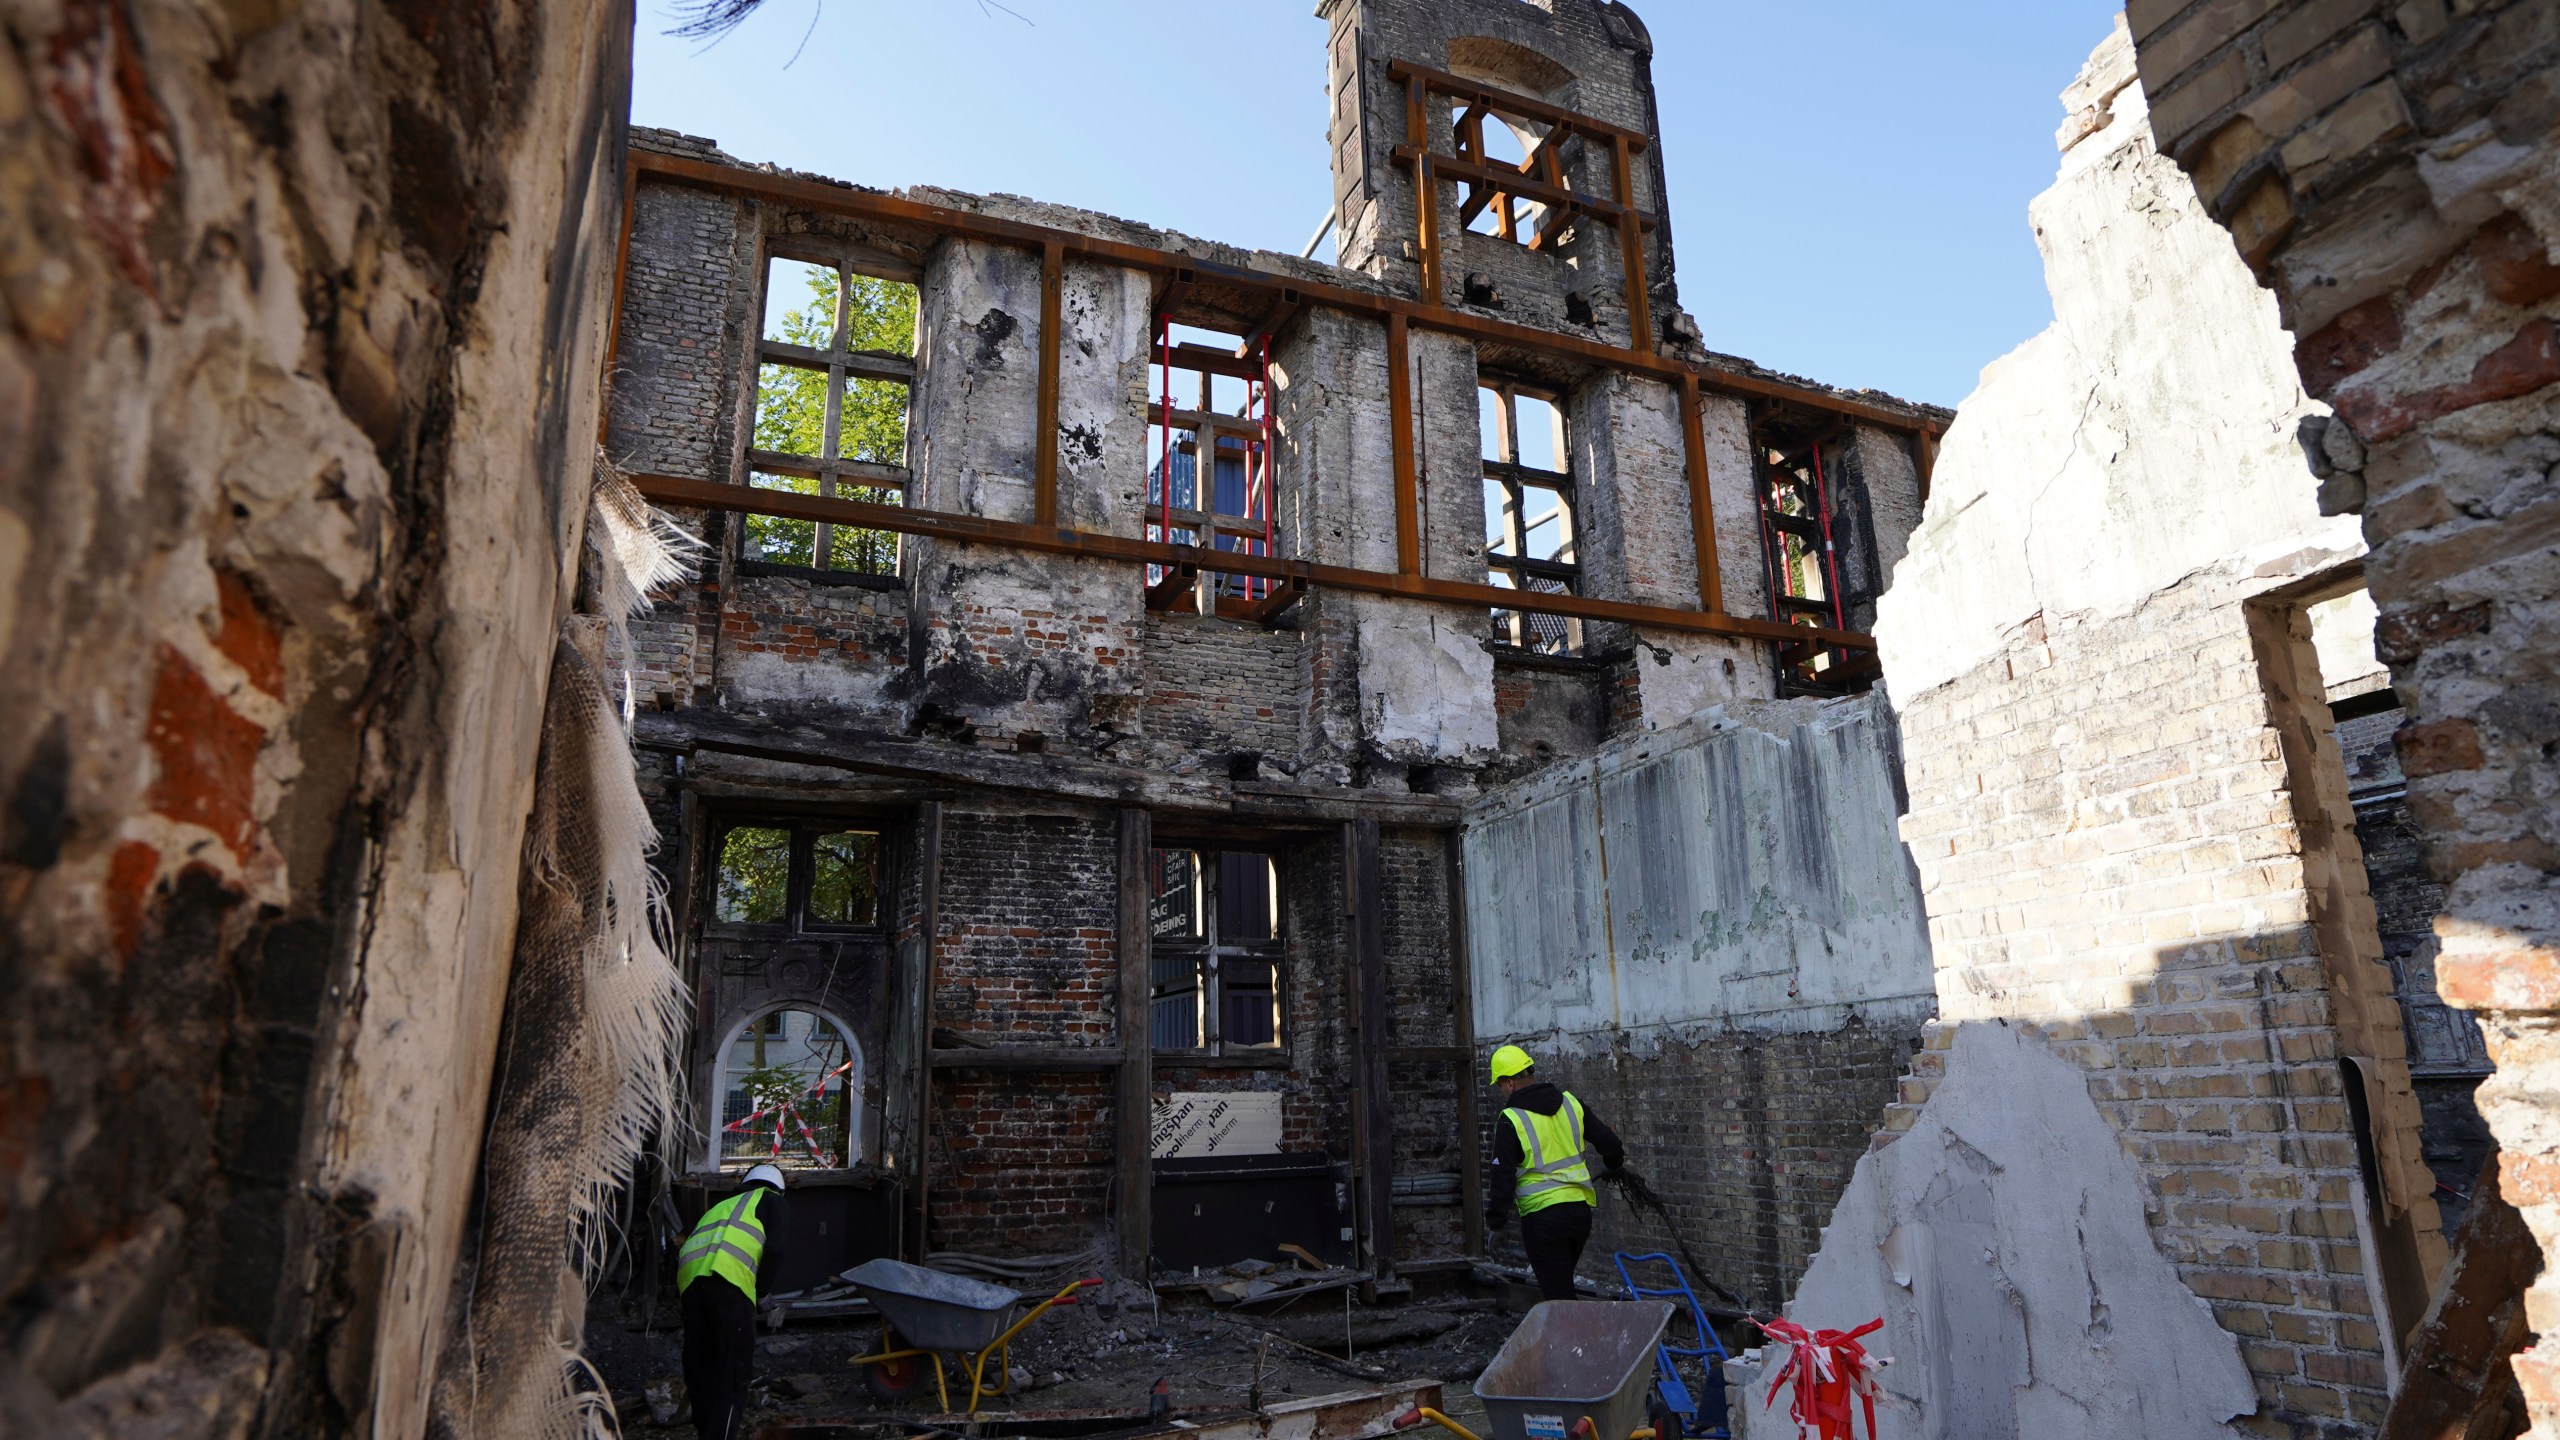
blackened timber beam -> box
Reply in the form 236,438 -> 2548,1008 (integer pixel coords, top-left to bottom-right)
634,708 -> 1467,827
1036,242 -> 1064,528
1115,808 -> 1154,1276
632,471 -> 1873,650
910,800 -> 944,1261
1446,836 -> 1485,1258
1679,375 -> 1725,614
928,1047 -> 1124,1071
1345,818 -> 1396,1283
626,149 -> 1949,437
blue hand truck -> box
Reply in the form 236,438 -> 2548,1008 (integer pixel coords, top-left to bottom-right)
1612,1252 -> 1732,1440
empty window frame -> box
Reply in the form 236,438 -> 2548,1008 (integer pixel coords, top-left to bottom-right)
1147,321 -> 1284,617
749,252 -> 919,576
711,820 -> 884,933
1479,382 -> 1581,654
713,1005 -> 860,1171
1148,847 -> 1284,1055
1451,100 -> 1568,245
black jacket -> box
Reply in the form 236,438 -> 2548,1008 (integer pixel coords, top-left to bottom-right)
1485,1082 -> 1623,1229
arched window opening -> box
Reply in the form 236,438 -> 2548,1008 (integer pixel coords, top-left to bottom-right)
711,1006 -> 863,1172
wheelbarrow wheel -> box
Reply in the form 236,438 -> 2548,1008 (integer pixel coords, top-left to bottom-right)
864,1330 -> 925,1404
1648,1383 -> 1681,1440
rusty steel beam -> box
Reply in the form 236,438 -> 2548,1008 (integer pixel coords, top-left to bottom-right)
1035,242 -> 1064,527
1388,313 -> 1422,575
627,148 -> 1948,436
1386,59 -> 1651,149
633,471 -> 1874,650
1392,145 -> 1658,232
1679,375 -> 1724,615
1611,136 -> 1654,353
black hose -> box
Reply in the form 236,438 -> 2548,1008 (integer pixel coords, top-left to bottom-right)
1599,1168 -> 1764,1319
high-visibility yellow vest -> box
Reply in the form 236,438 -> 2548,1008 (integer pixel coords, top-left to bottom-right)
677,1188 -> 770,1300
1506,1091 -> 1597,1215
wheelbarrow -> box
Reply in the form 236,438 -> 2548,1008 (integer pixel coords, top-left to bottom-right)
1396,1300 -> 1674,1440
841,1257 -> 1100,1413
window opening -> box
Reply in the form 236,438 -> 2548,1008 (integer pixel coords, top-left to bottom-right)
714,1006 -> 860,1171
1750,411 -> 1875,696
1448,97 -> 1572,248
710,820 -> 885,934
750,253 -> 917,577
1148,847 -> 1284,1055
1480,382 -> 1581,654
1148,319 -> 1282,619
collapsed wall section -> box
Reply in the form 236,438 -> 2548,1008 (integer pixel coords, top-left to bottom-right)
1787,29 -> 2448,1436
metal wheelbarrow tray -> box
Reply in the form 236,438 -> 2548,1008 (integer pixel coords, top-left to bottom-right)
1472,1301 -> 1674,1440
843,1257 -> 1024,1352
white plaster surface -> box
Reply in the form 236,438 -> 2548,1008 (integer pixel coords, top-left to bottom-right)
1465,694 -> 1931,1041
1353,596 -> 1499,763
1877,76 -> 2361,702
1741,1022 -> 2254,1440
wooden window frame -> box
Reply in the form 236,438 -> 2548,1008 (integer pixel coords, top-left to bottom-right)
705,817 -> 888,938
1147,845 -> 1287,1060
748,247 -> 920,577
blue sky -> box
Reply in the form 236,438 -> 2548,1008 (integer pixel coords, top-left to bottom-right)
632,2 -> 2125,409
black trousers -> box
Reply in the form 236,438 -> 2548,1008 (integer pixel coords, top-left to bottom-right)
681,1274 -> 758,1440
1518,1200 -> 1595,1301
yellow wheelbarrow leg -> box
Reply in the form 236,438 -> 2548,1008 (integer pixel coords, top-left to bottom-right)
1394,1406 -> 1488,1440
961,1276 -> 1099,1416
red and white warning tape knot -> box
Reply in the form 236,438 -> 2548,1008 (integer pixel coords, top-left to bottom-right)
1754,1316 -> 1889,1440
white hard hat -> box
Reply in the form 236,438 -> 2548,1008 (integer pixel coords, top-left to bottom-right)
744,1163 -> 787,1191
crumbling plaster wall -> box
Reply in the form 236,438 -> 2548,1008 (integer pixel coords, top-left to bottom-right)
1746,1022 -> 2260,1440
2126,0 -> 2560,1421
1464,693 -> 1934,1302
1838,32 -> 2441,1434
0,1 -> 629,1436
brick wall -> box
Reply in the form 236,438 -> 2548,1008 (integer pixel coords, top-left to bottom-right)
2127,0 -> 2560,1421
934,810 -> 1118,1042
1880,581 -> 2433,1432
931,1070 -> 1118,1255
1139,614 -> 1306,771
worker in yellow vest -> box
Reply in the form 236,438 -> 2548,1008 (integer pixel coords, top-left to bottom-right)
1484,1044 -> 1625,1301
678,1163 -> 790,1440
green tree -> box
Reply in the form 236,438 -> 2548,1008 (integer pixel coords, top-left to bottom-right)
749,268 -> 915,571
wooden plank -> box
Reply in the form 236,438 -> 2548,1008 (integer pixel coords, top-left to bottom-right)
910,800 -> 944,1261
1387,315 -> 1421,576
1116,807 -> 1154,1276
628,149 -> 1951,436
1035,241 -> 1064,528
1446,834 -> 1484,1258
631,471 -> 1875,649
929,1046 -> 1124,1071
1914,429 -> 1937,507
1611,136 -> 1654,353
1679,375 -> 1724,615
1345,818 -> 1396,1281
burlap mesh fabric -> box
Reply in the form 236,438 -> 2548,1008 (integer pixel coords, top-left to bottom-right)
428,464 -> 691,1439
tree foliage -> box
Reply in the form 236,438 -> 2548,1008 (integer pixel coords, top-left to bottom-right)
749,268 -> 915,572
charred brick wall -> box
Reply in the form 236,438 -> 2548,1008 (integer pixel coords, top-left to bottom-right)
1139,615 -> 1308,773
930,1070 -> 1119,1255
934,810 -> 1119,1043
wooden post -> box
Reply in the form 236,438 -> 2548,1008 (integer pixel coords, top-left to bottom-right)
1447,833 -> 1485,1257
1345,819 -> 1397,1281
1115,808 -> 1155,1276
1679,375 -> 1725,615
909,801 -> 945,1260
1388,315 -> 1421,576
1034,241 -> 1064,527
1914,428 -> 1937,507
1610,137 -> 1652,352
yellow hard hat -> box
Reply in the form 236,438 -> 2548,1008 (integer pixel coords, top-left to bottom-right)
1489,1044 -> 1535,1084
